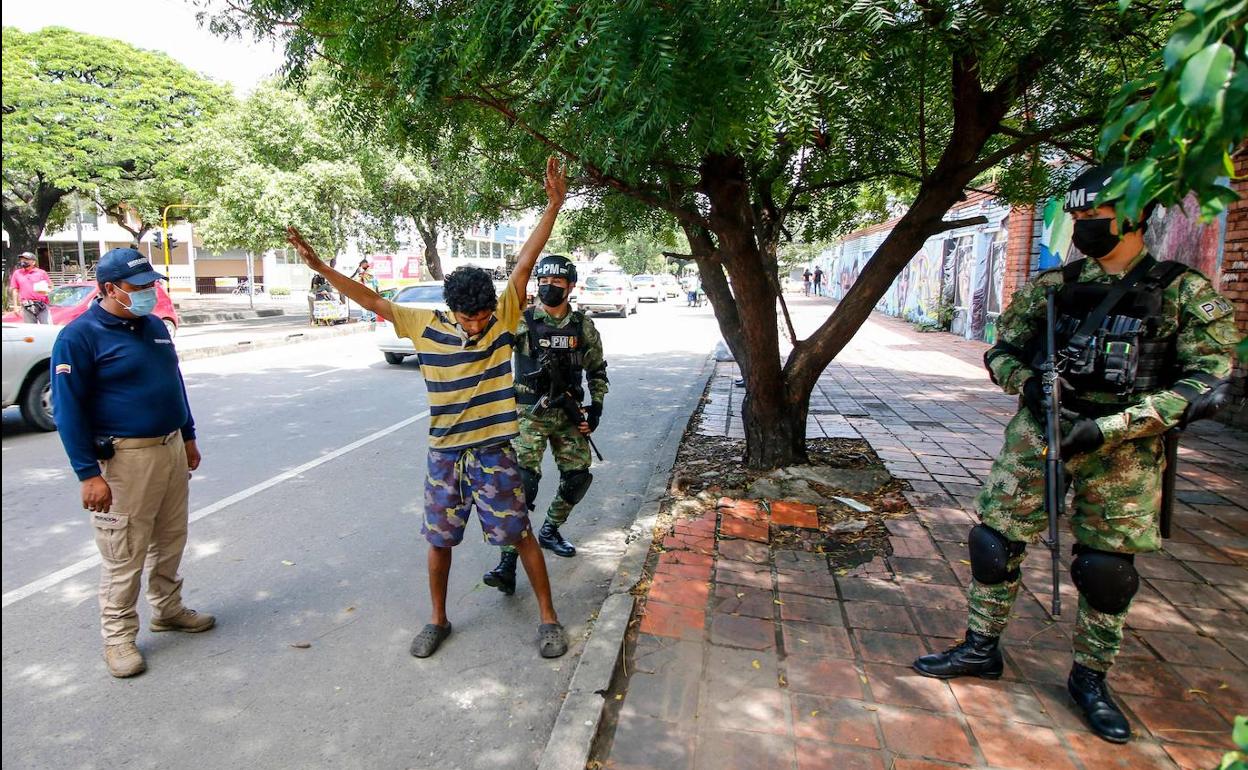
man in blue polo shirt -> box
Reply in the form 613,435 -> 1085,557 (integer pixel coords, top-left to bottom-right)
51,248 -> 214,678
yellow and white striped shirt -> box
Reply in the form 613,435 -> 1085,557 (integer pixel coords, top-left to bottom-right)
388,284 -> 521,451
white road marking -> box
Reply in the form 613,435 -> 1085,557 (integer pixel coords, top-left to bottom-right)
1,410 -> 430,609
306,367 -> 352,378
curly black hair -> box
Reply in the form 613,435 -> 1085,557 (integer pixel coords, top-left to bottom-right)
443,266 -> 498,315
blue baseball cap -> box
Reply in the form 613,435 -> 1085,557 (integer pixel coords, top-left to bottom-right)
96,248 -> 164,286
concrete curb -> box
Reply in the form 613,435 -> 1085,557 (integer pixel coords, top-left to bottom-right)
179,308 -> 286,325
176,321 -> 375,362
537,351 -> 715,770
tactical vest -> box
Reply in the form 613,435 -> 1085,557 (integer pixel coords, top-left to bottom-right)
1031,257 -> 1188,409
515,307 -> 585,405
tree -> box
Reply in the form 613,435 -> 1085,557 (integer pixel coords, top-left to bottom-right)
1099,0 -> 1247,223
212,1 -> 1178,468
354,142 -> 515,280
184,80 -> 368,260
2,26 -> 231,265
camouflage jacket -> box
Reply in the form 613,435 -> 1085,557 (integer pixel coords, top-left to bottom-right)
514,306 -> 609,405
986,249 -> 1238,447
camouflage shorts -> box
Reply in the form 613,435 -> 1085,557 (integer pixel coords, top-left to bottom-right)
977,410 -> 1164,553
422,443 -> 532,547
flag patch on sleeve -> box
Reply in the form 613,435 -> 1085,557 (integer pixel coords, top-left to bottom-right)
55,363 -> 71,375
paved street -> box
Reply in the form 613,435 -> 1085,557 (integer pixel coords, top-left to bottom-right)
1,297 -> 720,770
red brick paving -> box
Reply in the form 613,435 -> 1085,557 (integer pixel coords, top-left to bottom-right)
720,514 -> 769,542
770,500 -> 819,528
969,719 -> 1079,770
640,601 -> 706,640
605,304 -> 1247,770
877,705 -> 976,764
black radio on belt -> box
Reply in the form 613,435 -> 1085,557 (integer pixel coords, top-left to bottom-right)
93,437 -> 116,460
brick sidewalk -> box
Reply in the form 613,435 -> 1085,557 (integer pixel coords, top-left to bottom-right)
604,308 -> 1247,770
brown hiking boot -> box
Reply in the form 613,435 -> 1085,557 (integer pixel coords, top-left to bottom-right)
104,642 -> 146,678
150,608 -> 216,633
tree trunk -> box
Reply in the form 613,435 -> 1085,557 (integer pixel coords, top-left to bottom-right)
2,177 -> 65,272
700,153 -> 809,469
417,222 -> 443,280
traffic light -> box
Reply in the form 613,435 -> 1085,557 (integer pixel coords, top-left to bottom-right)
151,231 -> 163,249
166,234 -> 179,253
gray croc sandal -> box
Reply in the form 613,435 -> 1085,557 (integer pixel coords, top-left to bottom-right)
410,623 -> 452,658
538,623 -> 568,658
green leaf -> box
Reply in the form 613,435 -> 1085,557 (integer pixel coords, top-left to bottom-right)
1234,714 -> 1248,749
1180,42 -> 1234,107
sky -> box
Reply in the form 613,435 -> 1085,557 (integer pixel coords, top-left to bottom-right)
3,0 -> 285,95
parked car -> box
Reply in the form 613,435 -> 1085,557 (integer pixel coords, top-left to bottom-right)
576,273 -> 639,318
2,322 -> 61,431
659,274 -> 681,298
1,281 -> 180,337
631,274 -> 666,303
376,281 -> 509,364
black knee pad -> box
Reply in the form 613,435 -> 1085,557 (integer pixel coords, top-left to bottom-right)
968,524 -> 1027,584
557,469 -> 593,505
1070,546 -> 1138,614
519,467 -> 541,512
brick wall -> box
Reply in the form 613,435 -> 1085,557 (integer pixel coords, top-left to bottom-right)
1001,205 -> 1036,303
1219,152 -> 1248,427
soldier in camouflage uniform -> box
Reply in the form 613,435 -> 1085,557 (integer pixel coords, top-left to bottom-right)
913,166 -> 1238,744
484,255 -> 609,595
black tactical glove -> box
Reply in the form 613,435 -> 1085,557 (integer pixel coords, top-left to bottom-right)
1180,382 -> 1231,427
586,402 -> 603,433
1021,377 -> 1046,423
1061,418 -> 1104,458
1021,374 -> 1074,424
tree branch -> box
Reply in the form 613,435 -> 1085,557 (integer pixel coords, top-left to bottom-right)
969,115 -> 1100,176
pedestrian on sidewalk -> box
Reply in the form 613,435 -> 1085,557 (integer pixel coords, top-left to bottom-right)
285,157 -> 571,660
9,252 -> 53,323
812,265 -> 824,296
912,165 -> 1237,745
50,248 -> 214,679
483,255 -> 609,594
354,260 -> 379,322
802,267 -> 812,296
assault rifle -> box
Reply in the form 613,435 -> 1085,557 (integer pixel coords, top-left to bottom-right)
533,351 -> 605,461
1042,286 -> 1064,618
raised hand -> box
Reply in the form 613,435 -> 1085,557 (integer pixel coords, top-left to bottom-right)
544,156 -> 567,211
285,226 -> 326,271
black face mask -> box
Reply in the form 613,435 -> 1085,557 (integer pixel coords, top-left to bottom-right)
537,284 -> 567,307
1071,217 -> 1121,260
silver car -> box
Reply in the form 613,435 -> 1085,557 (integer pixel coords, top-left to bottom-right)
375,280 -> 512,364
2,321 -> 61,431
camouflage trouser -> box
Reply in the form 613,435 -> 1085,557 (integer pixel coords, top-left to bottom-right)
501,407 -> 593,555
966,409 -> 1164,672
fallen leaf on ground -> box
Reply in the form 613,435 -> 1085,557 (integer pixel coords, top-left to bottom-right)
290,642 -> 311,649
751,659 -> 761,669
281,560 -> 295,566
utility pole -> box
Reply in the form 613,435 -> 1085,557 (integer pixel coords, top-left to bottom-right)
74,197 -> 86,275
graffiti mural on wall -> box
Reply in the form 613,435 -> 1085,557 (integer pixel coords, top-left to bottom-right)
1037,193 -> 1226,286
1145,195 -> 1226,289
826,203 -> 1009,340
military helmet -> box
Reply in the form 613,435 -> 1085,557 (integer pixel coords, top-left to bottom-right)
535,254 -> 577,283
1063,165 -> 1119,212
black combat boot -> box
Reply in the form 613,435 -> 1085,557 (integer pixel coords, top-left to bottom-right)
1068,662 -> 1131,743
912,630 -> 1004,679
538,522 -> 576,558
482,552 -> 518,595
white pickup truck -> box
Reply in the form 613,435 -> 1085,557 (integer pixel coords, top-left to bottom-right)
2,322 -> 61,431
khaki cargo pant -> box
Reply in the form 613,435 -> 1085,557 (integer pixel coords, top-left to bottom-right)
91,432 -> 190,644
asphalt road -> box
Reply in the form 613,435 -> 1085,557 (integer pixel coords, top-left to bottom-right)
1,296 -> 720,770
